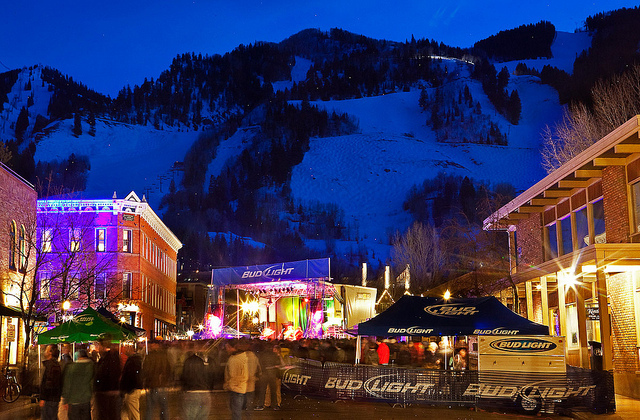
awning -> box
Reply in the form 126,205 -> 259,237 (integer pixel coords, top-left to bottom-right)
0,304 -> 23,317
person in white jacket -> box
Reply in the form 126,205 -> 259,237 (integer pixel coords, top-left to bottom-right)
224,340 -> 249,420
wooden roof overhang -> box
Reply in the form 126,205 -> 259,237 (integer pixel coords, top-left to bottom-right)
508,243 -> 640,286
484,116 -> 640,230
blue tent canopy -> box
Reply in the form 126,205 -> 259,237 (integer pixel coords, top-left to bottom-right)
358,295 -> 549,337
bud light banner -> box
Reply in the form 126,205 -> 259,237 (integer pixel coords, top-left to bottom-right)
212,258 -> 330,286
282,360 -> 615,415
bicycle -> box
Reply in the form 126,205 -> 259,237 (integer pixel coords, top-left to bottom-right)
2,366 -> 21,403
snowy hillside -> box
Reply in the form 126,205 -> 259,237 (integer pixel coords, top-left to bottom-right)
287,54 -> 565,259
34,118 -> 199,210
500,31 -> 591,75
1,66 -> 53,141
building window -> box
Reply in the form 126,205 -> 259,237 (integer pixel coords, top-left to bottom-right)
9,221 -> 16,270
123,230 -> 132,253
95,273 -> 107,299
592,198 -> 606,243
69,228 -> 82,252
545,223 -> 558,260
18,225 -> 26,272
633,180 -> 640,231
96,228 -> 106,252
559,215 -> 573,255
68,274 -> 80,300
575,206 -> 589,249
42,229 -> 53,253
123,272 -> 132,299
39,272 -> 51,299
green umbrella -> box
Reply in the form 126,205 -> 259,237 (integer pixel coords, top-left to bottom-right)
37,307 -> 135,344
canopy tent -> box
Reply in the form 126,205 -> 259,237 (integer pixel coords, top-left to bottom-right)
37,307 -> 136,344
96,307 -> 146,337
358,295 -> 549,337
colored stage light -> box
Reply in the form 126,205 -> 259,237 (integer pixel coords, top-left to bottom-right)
241,300 -> 260,314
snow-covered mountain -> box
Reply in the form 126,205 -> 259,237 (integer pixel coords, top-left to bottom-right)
0,29 -> 591,269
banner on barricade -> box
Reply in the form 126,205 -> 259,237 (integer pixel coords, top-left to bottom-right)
282,360 -> 615,414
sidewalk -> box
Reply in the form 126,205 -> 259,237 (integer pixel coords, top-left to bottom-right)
570,395 -> 640,420
1,392 -> 639,419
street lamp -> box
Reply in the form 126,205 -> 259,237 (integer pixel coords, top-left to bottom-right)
444,290 -> 451,301
62,300 -> 71,321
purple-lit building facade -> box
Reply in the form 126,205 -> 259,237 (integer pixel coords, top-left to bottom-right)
36,191 -> 182,338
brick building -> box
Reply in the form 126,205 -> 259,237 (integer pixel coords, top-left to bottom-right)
37,191 -> 182,339
0,162 -> 37,368
485,116 -> 640,398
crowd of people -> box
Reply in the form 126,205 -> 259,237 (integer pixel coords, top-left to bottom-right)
33,335 -> 470,420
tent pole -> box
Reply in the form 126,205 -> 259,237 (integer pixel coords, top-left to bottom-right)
355,335 -> 361,364
236,289 -> 240,339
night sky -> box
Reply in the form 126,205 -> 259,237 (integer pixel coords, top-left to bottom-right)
3,1 -> 637,97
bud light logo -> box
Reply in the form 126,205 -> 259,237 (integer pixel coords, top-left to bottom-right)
489,338 -> 557,353
387,326 -> 434,335
424,304 -> 479,317
241,265 -> 295,279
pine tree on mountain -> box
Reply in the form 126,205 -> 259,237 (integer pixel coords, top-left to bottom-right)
87,111 -> 96,136
507,90 -> 521,125
459,176 -> 476,222
15,106 -> 29,141
497,67 -> 510,91
73,112 -> 82,137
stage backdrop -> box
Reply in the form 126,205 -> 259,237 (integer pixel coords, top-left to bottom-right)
212,258 -> 330,286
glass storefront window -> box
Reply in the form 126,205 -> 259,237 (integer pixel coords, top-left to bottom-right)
592,199 -> 606,243
575,207 -> 589,249
566,305 -> 579,349
560,215 -> 573,255
546,223 -> 558,259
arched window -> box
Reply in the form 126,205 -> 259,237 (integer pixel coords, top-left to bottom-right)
9,221 -> 16,270
19,224 -> 27,272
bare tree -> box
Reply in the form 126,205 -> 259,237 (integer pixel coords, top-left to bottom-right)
0,142 -> 11,164
3,198 -> 127,372
391,222 -> 445,293
541,63 -> 640,173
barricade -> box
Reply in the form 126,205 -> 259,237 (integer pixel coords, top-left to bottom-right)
281,359 -> 615,414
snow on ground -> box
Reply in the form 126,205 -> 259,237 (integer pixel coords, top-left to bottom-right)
289,58 -> 564,261
208,232 -> 266,249
203,126 -> 260,191
34,118 -> 199,211
1,66 -> 53,142
272,56 -> 313,92
500,31 -> 591,75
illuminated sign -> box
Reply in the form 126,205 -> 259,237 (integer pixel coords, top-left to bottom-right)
424,304 -> 479,317
489,338 -> 557,353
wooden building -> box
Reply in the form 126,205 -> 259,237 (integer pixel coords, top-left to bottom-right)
485,116 -> 640,398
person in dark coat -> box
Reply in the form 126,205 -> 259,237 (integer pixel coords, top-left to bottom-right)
180,344 -> 211,420
93,337 -> 122,420
61,349 -> 94,420
40,344 -> 62,420
142,341 -> 172,420
120,346 -> 144,420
